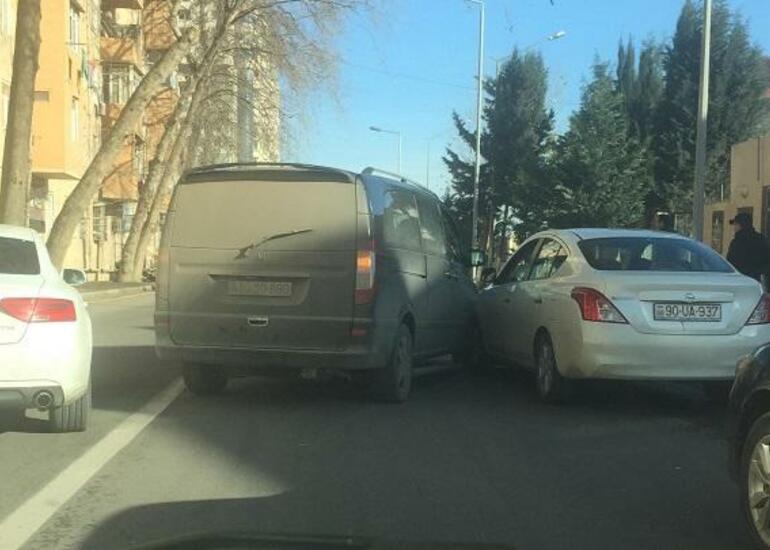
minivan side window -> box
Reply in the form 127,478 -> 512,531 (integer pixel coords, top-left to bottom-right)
382,188 -> 421,251
496,239 -> 539,285
530,238 -> 568,280
440,207 -> 464,263
416,195 -> 446,257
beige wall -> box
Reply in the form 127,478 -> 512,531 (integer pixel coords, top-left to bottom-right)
705,136 -> 770,255
0,0 -> 15,176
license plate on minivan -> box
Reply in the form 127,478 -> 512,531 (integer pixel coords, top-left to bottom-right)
228,280 -> 292,297
653,302 -> 721,322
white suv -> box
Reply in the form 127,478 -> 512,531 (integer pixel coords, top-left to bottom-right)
0,225 -> 92,432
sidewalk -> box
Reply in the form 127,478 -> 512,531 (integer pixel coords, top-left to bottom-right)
77,281 -> 154,301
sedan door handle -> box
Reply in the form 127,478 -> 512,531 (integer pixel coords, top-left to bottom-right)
533,296 -> 543,304
444,271 -> 459,280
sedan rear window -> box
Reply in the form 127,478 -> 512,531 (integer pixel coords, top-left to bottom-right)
0,237 -> 40,275
578,237 -> 733,273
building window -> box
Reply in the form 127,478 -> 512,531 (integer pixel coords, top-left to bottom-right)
0,0 -> 12,37
69,2 -> 81,45
70,98 -> 79,141
711,211 -> 724,253
102,64 -> 137,104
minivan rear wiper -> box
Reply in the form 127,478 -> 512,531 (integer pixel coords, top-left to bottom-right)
234,228 -> 314,260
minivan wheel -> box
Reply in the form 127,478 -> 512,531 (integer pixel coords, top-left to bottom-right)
183,364 -> 228,396
371,324 -> 413,403
535,334 -> 566,404
740,412 -> 770,549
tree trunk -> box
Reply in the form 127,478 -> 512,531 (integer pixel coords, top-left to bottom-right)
117,89 -> 192,282
498,204 -> 509,265
0,0 -> 41,226
46,28 -> 197,268
131,119 -> 199,280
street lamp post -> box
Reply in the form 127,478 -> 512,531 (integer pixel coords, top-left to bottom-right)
468,0 -> 485,266
693,0 -> 712,241
369,126 -> 402,174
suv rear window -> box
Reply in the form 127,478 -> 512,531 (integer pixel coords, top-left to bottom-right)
578,237 -> 733,273
0,237 -> 40,275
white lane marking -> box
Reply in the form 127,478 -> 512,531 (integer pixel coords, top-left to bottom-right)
0,378 -> 184,550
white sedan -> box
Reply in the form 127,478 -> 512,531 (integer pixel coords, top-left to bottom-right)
476,228 -> 770,402
0,224 -> 92,431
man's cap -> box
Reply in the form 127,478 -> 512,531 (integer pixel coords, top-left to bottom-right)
730,212 -> 753,226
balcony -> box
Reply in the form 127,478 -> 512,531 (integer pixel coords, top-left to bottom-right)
101,35 -> 142,68
101,0 -> 143,9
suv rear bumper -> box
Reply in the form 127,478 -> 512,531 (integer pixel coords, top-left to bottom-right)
156,344 -> 387,371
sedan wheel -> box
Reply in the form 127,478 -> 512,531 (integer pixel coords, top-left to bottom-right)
535,335 -> 566,404
743,413 -> 770,549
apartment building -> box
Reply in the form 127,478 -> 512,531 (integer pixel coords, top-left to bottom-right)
0,0 -> 281,277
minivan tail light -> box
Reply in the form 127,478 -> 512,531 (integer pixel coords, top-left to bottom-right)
747,294 -> 770,325
0,298 -> 76,323
355,247 -> 376,305
570,287 -> 628,324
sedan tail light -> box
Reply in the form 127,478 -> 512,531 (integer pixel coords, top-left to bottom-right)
571,287 -> 628,324
747,294 -> 770,325
0,298 -> 77,323
355,242 -> 377,305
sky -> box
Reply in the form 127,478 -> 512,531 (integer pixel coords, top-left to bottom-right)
284,0 -> 770,196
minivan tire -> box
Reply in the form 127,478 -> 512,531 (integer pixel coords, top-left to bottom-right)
183,364 -> 228,396
371,324 -> 413,403
535,334 -> 567,404
49,384 -> 90,433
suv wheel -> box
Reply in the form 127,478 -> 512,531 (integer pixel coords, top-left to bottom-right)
49,384 -> 91,433
535,334 -> 566,404
741,412 -> 770,549
183,364 -> 228,396
371,324 -> 413,403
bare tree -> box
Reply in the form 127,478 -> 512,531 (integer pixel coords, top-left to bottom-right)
122,0 -> 369,277
45,27 -> 198,268
0,0 -> 41,225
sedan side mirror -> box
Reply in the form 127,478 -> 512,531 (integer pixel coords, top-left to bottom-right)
62,268 -> 87,287
480,267 -> 496,287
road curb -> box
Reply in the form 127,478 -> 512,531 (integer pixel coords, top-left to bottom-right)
79,284 -> 154,301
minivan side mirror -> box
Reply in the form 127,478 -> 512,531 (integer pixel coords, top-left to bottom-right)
469,248 -> 487,267
62,268 -> 87,287
480,267 -> 497,287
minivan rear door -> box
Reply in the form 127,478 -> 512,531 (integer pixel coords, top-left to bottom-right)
167,168 -> 357,351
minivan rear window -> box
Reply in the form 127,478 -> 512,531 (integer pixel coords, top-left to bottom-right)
170,178 -> 357,251
0,237 -> 40,275
578,237 -> 733,273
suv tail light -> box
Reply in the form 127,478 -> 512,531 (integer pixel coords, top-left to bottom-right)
355,244 -> 376,305
0,298 -> 77,323
571,287 -> 628,324
747,294 -> 770,325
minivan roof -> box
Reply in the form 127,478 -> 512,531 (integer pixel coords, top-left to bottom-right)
180,163 -> 439,200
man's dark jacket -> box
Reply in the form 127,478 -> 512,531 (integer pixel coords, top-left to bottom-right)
727,227 -> 770,282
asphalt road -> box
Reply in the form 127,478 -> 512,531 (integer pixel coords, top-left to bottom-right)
0,293 -> 754,549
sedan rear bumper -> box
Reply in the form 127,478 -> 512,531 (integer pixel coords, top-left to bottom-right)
0,383 -> 64,410
560,323 -> 770,381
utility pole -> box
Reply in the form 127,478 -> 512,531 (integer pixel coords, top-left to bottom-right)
693,0 -> 712,241
469,0 -> 485,261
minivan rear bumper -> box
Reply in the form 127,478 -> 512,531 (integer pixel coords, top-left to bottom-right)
156,343 -> 386,371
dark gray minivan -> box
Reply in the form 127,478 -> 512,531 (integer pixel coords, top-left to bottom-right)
155,163 -> 478,402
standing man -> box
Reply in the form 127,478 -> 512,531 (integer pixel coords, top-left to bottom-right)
726,212 -> 770,287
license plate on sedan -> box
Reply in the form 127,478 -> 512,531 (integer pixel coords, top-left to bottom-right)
653,302 -> 721,322
228,280 -> 292,297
